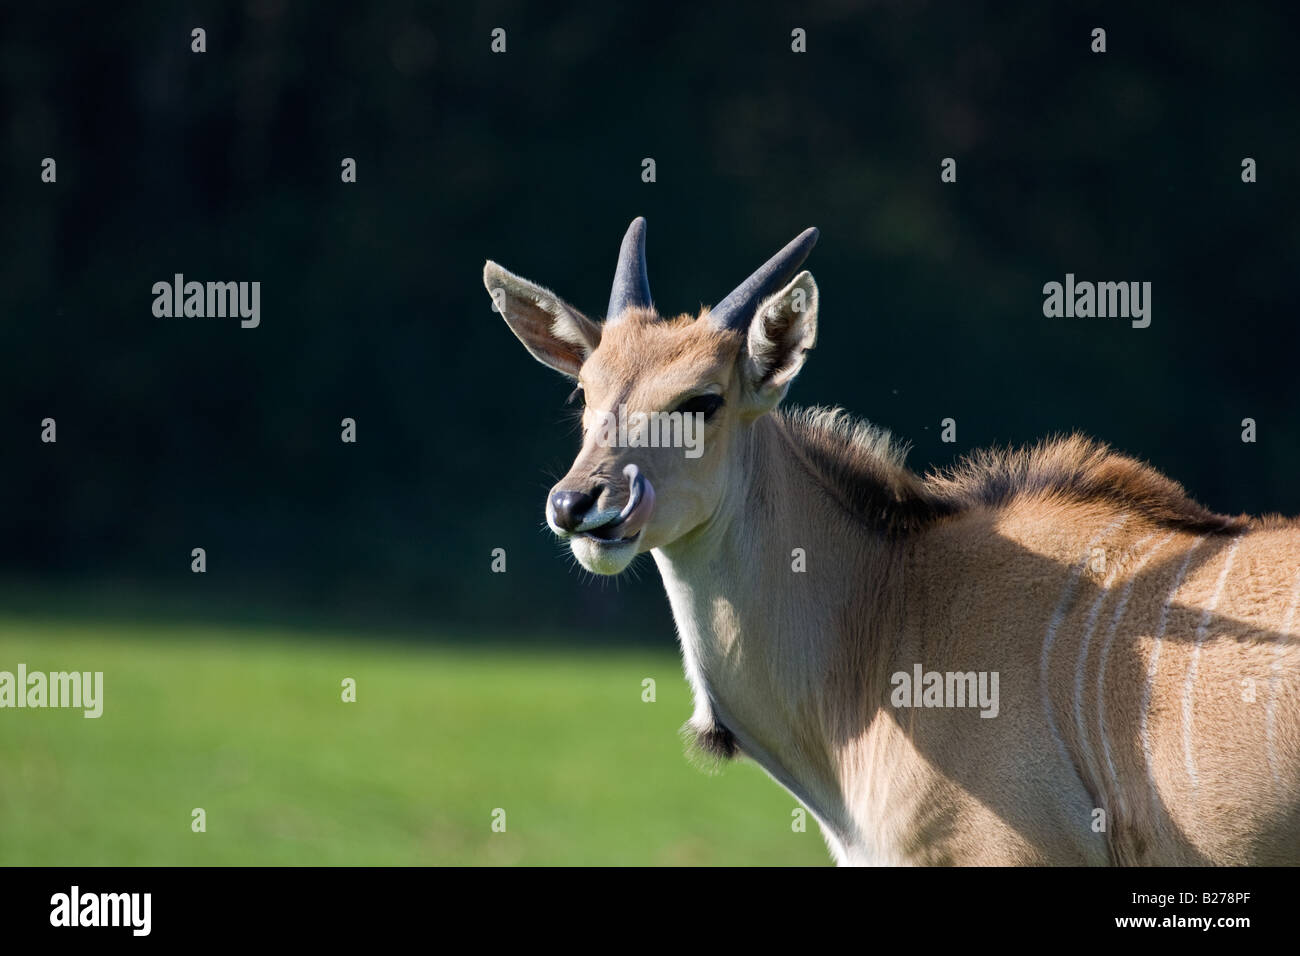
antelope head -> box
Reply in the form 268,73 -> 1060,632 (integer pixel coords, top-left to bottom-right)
484,217 -> 819,574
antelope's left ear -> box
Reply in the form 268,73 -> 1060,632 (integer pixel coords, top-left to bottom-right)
483,261 -> 602,379
740,270 -> 818,414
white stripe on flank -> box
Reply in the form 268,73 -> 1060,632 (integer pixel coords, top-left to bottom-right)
1181,535 -> 1242,789
1042,516 -> 1128,783
1267,570 -> 1300,790
1095,531 -> 1176,818
1072,550 -> 1129,781
1142,535 -> 1207,804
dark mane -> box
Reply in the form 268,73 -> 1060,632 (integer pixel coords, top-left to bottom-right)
775,407 -> 951,536
776,407 -> 1249,536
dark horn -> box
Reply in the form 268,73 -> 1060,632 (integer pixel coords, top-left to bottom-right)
606,217 -> 653,322
708,227 -> 819,332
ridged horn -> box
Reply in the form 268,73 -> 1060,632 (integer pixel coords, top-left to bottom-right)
606,217 -> 652,323
708,227 -> 819,331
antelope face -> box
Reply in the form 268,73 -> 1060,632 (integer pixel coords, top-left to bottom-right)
550,316 -> 740,573
485,218 -> 819,575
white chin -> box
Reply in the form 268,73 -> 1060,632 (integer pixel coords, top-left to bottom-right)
569,534 -> 640,575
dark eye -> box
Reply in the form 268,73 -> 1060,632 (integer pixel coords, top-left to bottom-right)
674,393 -> 725,421
566,384 -> 584,406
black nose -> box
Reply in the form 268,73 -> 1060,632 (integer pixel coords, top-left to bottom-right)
550,489 -> 598,532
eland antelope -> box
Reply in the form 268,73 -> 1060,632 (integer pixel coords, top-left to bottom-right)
483,218 -> 1300,866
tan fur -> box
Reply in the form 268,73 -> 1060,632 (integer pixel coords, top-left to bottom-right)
487,262 -> 1300,866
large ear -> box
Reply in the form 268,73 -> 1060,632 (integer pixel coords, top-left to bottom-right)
483,261 -> 602,379
741,270 -> 818,414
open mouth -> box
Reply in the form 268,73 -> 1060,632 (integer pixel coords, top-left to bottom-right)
581,464 -> 655,544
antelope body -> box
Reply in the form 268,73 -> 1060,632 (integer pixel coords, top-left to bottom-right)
484,218 -> 1300,866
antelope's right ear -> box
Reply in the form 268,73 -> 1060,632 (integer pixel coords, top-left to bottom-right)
483,261 -> 601,379
740,270 -> 818,415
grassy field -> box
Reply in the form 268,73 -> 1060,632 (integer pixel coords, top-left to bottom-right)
0,617 -> 830,865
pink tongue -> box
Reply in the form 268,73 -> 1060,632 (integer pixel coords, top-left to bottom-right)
615,475 -> 655,539
595,476 -> 650,541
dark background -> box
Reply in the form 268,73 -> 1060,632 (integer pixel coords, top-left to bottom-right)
3,1 -> 1297,643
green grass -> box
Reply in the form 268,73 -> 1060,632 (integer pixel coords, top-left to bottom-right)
0,617 -> 830,865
